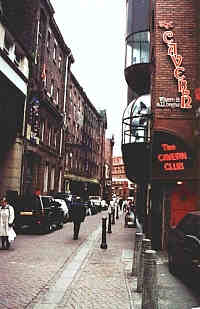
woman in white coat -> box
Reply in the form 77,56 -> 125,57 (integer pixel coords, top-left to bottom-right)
0,197 -> 15,249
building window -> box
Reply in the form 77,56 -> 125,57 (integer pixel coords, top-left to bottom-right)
50,167 -> 55,191
53,41 -> 57,61
125,31 -> 150,67
56,88 -> 59,105
50,80 -> 54,97
58,169 -> 62,192
41,121 -> 45,142
48,127 -> 52,146
43,164 -> 49,193
59,128 -> 63,155
58,55 -> 62,69
47,30 -> 51,50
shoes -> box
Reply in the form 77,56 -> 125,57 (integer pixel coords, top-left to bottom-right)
73,236 -> 78,240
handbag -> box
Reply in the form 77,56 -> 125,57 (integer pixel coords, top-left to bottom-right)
8,227 -> 16,242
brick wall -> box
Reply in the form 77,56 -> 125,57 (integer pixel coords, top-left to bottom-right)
152,0 -> 198,146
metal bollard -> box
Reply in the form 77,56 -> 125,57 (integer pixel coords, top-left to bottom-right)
116,205 -> 119,219
131,232 -> 144,276
142,250 -> 158,309
137,238 -> 151,293
107,212 -> 112,233
111,208 -> 115,224
100,216 -> 107,249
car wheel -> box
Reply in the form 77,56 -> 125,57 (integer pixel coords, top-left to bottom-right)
57,221 -> 64,229
168,252 -> 176,275
43,223 -> 53,234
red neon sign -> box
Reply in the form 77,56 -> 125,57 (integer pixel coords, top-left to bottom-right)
157,144 -> 188,171
162,31 -> 192,109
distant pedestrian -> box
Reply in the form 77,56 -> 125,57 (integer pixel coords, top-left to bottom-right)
122,199 -> 128,212
71,197 -> 86,240
0,197 -> 16,249
119,198 -> 123,211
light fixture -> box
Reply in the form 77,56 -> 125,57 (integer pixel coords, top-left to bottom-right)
177,181 -> 183,185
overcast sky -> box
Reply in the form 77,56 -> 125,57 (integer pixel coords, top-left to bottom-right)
51,1 -> 127,156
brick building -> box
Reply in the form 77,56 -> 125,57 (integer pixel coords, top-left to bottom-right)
112,156 -> 136,199
0,0 -> 107,199
103,136 -> 115,202
1,0 -> 73,196
64,72 -> 107,198
122,0 -> 200,249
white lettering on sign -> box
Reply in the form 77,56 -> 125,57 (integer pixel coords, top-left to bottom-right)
157,97 -> 180,108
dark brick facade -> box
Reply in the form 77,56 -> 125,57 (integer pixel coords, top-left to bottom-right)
65,73 -> 107,197
152,0 -> 198,145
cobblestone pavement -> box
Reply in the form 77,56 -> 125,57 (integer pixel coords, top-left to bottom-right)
1,210 -> 200,309
0,211 -> 105,309
56,215 -> 134,309
27,210 -> 200,309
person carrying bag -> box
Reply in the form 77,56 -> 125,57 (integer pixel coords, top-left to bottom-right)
0,197 -> 16,249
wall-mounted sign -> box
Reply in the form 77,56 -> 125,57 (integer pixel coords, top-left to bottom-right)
157,143 -> 188,171
152,132 -> 194,179
162,30 -> 192,109
157,96 -> 180,109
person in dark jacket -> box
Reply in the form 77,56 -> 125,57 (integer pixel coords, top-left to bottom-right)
71,197 -> 86,240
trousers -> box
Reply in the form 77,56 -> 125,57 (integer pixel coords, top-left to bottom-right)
1,236 -> 10,249
73,221 -> 81,239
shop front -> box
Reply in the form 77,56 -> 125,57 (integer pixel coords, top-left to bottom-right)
64,174 -> 100,199
149,131 -> 198,249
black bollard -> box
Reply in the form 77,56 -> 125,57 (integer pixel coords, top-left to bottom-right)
116,205 -> 119,219
100,216 -> 108,249
107,212 -> 112,233
111,207 -> 115,224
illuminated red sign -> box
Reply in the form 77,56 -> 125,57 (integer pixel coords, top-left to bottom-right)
157,144 -> 188,171
162,31 -> 192,109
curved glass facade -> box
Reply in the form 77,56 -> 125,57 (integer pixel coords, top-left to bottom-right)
125,0 -> 150,67
125,31 -> 150,67
122,94 -> 151,144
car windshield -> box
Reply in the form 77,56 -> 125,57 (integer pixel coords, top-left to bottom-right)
41,197 -> 52,208
17,195 -> 41,211
177,214 -> 197,235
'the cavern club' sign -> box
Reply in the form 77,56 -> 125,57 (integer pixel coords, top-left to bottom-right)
157,143 -> 188,171
162,31 -> 192,109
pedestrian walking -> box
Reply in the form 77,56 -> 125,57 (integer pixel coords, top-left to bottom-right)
122,199 -> 128,212
119,198 -> 123,211
0,197 -> 16,249
71,197 -> 86,240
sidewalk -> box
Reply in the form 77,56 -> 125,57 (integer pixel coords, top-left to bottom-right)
29,212 -> 200,309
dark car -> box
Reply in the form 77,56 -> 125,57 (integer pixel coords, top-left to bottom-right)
167,211 -> 200,285
14,195 -> 65,233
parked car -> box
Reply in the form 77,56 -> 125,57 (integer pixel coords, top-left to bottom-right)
54,198 -> 69,223
167,211 -> 200,286
53,192 -> 73,221
89,196 -> 102,212
14,195 -> 65,233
